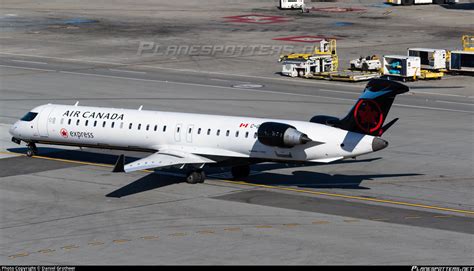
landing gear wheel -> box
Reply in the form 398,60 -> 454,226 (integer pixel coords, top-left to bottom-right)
186,170 -> 205,184
26,143 -> 37,157
231,165 -> 250,179
297,69 -> 305,78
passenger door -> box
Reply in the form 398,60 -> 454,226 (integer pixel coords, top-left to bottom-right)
37,106 -> 55,138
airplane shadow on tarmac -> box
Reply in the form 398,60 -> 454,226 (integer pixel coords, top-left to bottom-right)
8,147 -> 421,197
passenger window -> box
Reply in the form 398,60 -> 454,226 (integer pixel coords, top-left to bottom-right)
94,120 -> 97,127
111,122 -> 115,128
68,119 -> 71,125
198,128 -> 201,134
85,120 -> 89,126
146,124 -> 150,131
60,118 -> 64,125
76,119 -> 80,126
226,130 -> 230,136
154,125 -> 157,131
188,128 -> 192,134
254,132 -> 257,139
217,130 -> 220,136
235,131 -> 239,137
163,126 -> 167,132
177,126 -> 180,133
129,123 -> 132,129
120,122 -> 124,129
207,129 -> 211,135
245,131 -> 249,138
138,124 -> 141,130
102,121 -> 106,127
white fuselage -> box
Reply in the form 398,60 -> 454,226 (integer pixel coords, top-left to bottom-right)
9,104 -> 378,163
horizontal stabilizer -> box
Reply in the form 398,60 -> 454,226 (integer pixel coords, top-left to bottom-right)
379,118 -> 399,135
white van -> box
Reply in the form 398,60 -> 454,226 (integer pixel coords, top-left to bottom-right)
279,0 -> 305,9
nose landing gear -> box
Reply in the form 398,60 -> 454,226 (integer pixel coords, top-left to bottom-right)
26,143 -> 38,157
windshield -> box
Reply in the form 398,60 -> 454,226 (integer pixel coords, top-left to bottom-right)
20,112 -> 38,122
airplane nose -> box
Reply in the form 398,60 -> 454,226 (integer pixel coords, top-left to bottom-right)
372,137 -> 388,152
9,124 -> 17,136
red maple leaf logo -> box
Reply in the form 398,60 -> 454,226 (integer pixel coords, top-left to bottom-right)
60,128 -> 68,138
354,100 -> 383,134
358,103 -> 379,127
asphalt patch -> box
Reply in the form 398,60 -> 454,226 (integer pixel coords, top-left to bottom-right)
214,190 -> 474,234
0,156 -> 82,178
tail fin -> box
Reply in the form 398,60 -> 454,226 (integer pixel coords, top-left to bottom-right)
336,79 -> 409,136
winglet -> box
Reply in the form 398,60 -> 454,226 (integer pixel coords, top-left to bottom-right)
112,154 -> 125,172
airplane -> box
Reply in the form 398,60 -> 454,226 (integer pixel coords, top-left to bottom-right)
9,79 -> 408,184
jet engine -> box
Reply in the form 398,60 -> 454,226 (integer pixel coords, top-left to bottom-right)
257,122 -> 312,148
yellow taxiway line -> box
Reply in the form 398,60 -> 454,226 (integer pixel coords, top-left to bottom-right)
1,151 -> 473,216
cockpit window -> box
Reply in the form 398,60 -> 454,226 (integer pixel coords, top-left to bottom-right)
20,112 -> 38,122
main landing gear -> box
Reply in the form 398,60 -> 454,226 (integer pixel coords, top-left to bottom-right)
26,142 -> 38,157
186,169 -> 206,184
185,165 -> 250,184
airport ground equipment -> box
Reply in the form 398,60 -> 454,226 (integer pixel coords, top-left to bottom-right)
387,0 -> 457,5
315,39 -> 338,72
449,50 -> 474,74
408,48 -> 447,70
279,0 -> 305,9
462,35 -> 474,52
383,55 -> 421,81
279,39 -> 338,75
419,69 -> 444,80
350,55 -> 382,71
304,71 -> 380,82
279,39 -> 377,81
280,55 -> 333,77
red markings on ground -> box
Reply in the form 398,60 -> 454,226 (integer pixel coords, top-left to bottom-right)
273,35 -> 340,43
310,7 -> 367,13
223,14 -> 291,24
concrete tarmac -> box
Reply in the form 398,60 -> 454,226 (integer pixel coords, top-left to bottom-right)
0,60 -> 473,264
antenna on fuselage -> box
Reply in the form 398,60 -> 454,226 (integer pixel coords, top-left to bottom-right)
74,101 -> 79,106
138,105 -> 143,111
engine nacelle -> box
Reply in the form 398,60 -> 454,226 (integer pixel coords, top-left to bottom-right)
257,122 -> 312,148
309,115 -> 340,126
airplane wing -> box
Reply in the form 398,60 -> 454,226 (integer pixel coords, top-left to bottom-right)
113,149 -> 216,173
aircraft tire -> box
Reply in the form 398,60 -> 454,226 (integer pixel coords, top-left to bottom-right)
26,143 -> 37,157
186,171 -> 205,184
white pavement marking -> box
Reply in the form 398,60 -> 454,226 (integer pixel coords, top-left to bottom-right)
411,91 -> 471,99
393,103 -> 473,114
108,69 -> 147,74
436,100 -> 474,106
11,59 -> 47,65
210,78 -> 251,84
0,64 -> 55,72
